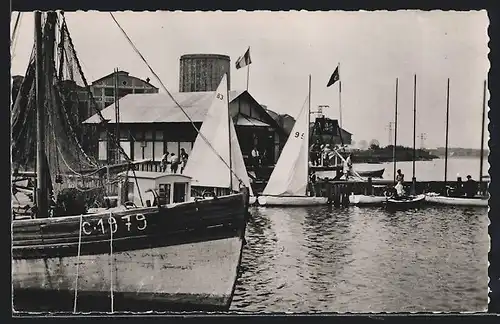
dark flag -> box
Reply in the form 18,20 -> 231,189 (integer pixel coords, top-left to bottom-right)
327,66 -> 340,87
235,47 -> 252,69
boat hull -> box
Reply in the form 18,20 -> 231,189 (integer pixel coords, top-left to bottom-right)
425,195 -> 488,207
256,195 -> 328,207
349,195 -> 387,206
356,168 -> 385,178
12,194 -> 248,312
13,237 -> 243,312
386,194 -> 426,209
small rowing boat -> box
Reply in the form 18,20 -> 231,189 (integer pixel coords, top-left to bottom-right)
349,194 -> 387,206
386,194 -> 426,209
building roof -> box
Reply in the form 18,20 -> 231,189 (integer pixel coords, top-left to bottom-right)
91,70 -> 158,89
84,90 -> 247,124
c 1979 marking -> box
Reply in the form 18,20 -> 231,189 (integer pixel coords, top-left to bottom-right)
81,214 -> 147,235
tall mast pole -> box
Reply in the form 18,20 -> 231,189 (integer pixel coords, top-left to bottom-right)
227,74 -> 233,192
444,78 -> 450,187
393,78 -> 399,183
338,63 -> 342,129
411,74 -> 417,195
35,11 -> 48,218
479,79 -> 487,189
114,68 -> 121,163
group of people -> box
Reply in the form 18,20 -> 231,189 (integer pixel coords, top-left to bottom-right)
161,148 -> 189,174
309,140 -> 338,167
448,174 -> 478,198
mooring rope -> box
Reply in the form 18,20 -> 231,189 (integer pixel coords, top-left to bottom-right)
109,212 -> 114,313
73,213 -> 83,313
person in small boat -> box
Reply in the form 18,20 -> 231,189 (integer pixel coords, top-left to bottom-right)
394,169 -> 405,197
463,175 -> 477,198
170,153 -> 179,174
310,139 -> 322,166
180,148 -> 189,174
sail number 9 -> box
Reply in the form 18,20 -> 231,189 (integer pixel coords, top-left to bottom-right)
81,214 -> 147,235
294,132 -> 305,139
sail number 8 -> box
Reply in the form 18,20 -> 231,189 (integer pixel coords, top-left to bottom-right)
81,214 -> 147,235
294,132 -> 305,139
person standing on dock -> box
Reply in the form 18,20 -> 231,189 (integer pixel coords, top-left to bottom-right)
322,144 -> 333,166
343,153 -> 353,179
251,146 -> 261,169
310,139 -> 322,166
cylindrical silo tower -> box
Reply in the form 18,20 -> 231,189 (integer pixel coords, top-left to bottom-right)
179,54 -> 231,92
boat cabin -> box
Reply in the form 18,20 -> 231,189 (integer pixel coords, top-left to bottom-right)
118,171 -> 192,207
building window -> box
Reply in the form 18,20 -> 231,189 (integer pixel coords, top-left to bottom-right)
92,87 -> 102,97
104,100 -> 114,107
133,141 -> 143,160
179,141 -> 193,156
104,88 -> 114,97
154,142 -> 164,161
119,141 -> 131,161
143,141 -> 153,160
98,140 -> 107,161
166,142 -> 179,156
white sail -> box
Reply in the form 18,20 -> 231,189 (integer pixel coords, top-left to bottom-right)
183,74 -> 253,194
262,96 -> 310,196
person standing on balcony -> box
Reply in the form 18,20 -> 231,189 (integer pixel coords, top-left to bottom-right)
170,153 -> 179,174
161,151 -> 170,172
180,148 -> 189,174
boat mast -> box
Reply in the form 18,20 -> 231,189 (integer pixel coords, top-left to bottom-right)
114,67 -> 121,163
228,75 -> 233,192
35,11 -> 48,218
411,74 -> 417,195
479,79 -> 486,188
444,78 -> 450,188
393,78 -> 398,183
308,74 -> 311,167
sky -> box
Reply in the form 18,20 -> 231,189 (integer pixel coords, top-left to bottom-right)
10,10 -> 489,149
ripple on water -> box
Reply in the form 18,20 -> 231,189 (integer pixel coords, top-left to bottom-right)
230,205 -> 488,313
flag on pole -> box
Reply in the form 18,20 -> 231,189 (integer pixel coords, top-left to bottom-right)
235,47 -> 252,69
327,66 -> 340,87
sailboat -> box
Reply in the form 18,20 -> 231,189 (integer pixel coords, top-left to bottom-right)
183,73 -> 254,200
12,11 -> 249,312
257,75 -> 328,207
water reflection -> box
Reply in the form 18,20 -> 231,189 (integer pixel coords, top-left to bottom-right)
231,206 -> 488,312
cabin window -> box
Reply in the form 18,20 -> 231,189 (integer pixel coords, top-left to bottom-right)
119,141 -> 131,161
179,141 -> 192,155
92,87 -> 102,97
104,100 -> 114,107
135,88 -> 144,94
104,88 -> 114,97
173,183 -> 186,203
98,141 -> 107,161
159,183 -> 171,205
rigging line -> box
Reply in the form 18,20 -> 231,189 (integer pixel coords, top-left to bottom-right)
109,13 -> 245,186
109,212 -> 114,313
73,213 -> 83,313
11,12 -> 22,49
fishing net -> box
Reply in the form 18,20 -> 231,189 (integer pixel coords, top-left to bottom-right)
11,12 -> 132,211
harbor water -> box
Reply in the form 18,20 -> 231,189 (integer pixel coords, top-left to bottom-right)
231,157 -> 489,312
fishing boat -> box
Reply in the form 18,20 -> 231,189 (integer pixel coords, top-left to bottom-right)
256,75 -> 328,207
424,193 -> 488,207
386,194 -> 426,209
12,12 -> 249,313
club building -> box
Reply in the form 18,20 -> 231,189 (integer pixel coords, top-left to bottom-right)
84,89 -> 287,171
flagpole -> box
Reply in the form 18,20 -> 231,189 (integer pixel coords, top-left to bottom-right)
246,63 -> 250,91
338,62 -> 342,129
